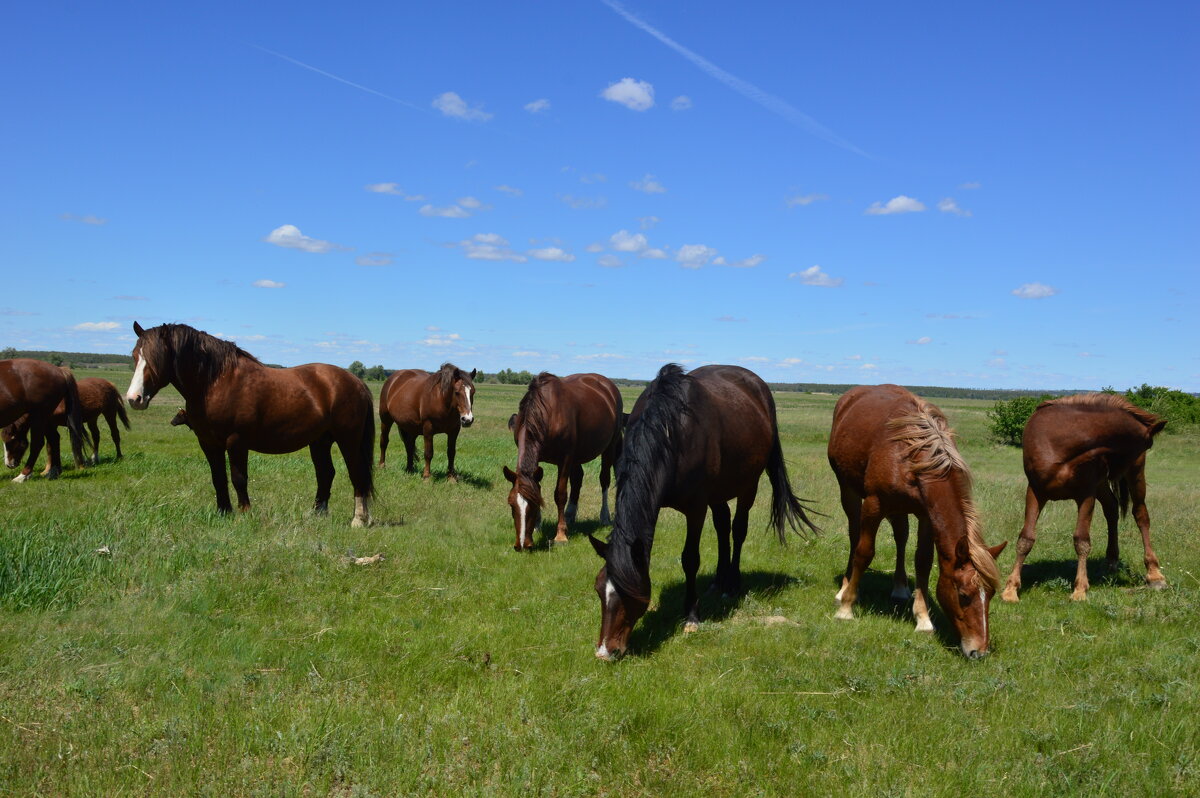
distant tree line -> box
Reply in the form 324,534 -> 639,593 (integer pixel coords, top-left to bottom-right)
347,361 -> 391,381
0,348 -> 133,368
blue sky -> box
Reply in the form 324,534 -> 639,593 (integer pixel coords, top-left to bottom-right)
3,1 -> 1197,389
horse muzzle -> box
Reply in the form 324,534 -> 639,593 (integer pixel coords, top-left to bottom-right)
127,394 -> 151,410
460,415 -> 474,428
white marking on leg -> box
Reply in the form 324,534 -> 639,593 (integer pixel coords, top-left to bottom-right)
351,495 -> 370,528
127,354 -> 148,408
12,472 -> 30,483
517,494 -> 529,548
596,643 -> 609,659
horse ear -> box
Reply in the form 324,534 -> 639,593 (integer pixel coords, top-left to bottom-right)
507,414 -> 517,430
502,465 -> 517,483
954,535 -> 971,568
987,540 -> 1008,561
532,466 -> 544,482
588,534 -> 608,559
1150,419 -> 1167,437
470,368 -> 477,379
133,321 -> 145,337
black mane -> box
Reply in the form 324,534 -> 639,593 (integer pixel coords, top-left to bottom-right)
607,363 -> 693,601
144,323 -> 259,384
516,372 -> 559,450
435,362 -> 471,393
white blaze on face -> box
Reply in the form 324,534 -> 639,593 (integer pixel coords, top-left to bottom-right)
3,444 -> 16,468
516,494 -> 529,547
979,588 -> 988,643
127,353 -> 148,408
605,579 -> 618,608
461,387 -> 474,424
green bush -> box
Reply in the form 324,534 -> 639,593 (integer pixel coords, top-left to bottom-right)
986,395 -> 1054,446
1122,384 -> 1200,430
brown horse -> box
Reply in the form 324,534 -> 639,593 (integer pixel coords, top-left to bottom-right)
127,322 -> 374,526
0,359 -> 86,481
378,364 -> 476,482
502,372 -> 623,549
1001,393 -> 1167,602
3,377 -> 130,468
589,364 -> 817,660
828,385 -> 1006,658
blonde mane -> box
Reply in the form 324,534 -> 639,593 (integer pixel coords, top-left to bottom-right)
887,401 -> 1000,592
1041,393 -> 1163,430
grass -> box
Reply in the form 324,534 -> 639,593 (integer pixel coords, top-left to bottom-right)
1,371 -> 1197,796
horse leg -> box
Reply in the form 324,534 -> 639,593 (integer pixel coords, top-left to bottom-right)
333,435 -> 372,528
728,483 -> 757,595
228,446 -> 252,512
889,514 -> 912,603
708,501 -> 732,595
836,496 -> 883,620
681,507 -> 707,632
401,430 -> 417,473
446,427 -> 459,483
13,422 -> 47,482
43,426 -> 62,479
107,410 -> 122,459
1129,463 -> 1166,588
87,419 -> 101,464
552,463 -> 570,542
200,442 -> 233,514
310,438 -> 335,515
598,445 -> 614,526
1097,481 -> 1120,570
835,485 -> 862,602
1069,495 -> 1098,600
566,463 -> 584,525
421,423 -> 434,480
377,415 -> 392,467
912,517 -> 935,632
1001,486 -> 1044,602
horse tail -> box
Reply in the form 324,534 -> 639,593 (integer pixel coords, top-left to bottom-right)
359,394 -> 376,498
115,393 -> 132,430
1112,476 -> 1130,518
60,369 -> 87,469
766,423 -> 820,543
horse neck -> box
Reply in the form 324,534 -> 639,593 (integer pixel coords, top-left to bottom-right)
516,426 -> 541,475
919,474 -> 974,558
170,347 -> 253,404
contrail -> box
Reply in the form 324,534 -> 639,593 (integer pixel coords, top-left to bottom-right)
252,45 -> 429,114
600,0 -> 869,157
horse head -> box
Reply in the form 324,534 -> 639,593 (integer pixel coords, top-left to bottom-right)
170,407 -> 190,427
1,422 -> 28,467
937,536 -> 1007,658
127,321 -> 168,410
453,368 -> 477,427
589,534 -> 650,661
503,464 -> 543,550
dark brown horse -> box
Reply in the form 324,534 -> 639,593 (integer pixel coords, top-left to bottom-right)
3,377 -> 130,467
589,364 -> 817,660
828,385 -> 1006,658
503,372 -> 623,549
127,322 -> 374,526
0,359 -> 86,482
378,364 -> 476,482
1001,393 -> 1167,602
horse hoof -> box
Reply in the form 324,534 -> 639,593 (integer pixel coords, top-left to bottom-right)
1000,587 -> 1019,603
1070,590 -> 1088,601
351,516 -> 371,529
12,473 -> 30,483
448,475 -> 458,484
552,536 -> 568,545
834,606 -> 854,620
683,622 -> 699,633
1147,579 -> 1168,590
915,618 -> 935,633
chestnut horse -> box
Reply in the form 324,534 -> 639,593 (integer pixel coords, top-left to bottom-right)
1001,393 -> 1167,602
502,372 -> 623,549
126,322 -> 374,526
828,385 -> 1006,658
378,364 -> 476,482
589,364 -> 817,660
3,377 -> 130,467
0,359 -> 86,481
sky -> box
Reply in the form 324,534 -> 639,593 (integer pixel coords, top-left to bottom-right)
2,1 -> 1197,390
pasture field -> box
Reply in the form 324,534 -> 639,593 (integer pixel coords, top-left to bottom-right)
1,370 -> 1198,796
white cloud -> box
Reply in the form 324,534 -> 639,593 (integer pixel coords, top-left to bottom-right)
580,173 -> 607,184
73,321 -> 120,331
459,233 -> 526,262
781,357 -> 805,366
865,195 -> 926,215
355,253 -> 394,267
264,224 -> 340,254
789,265 -> 843,287
575,352 -> 628,360
495,185 -> 523,197
639,215 -> 660,230
597,254 -> 623,268
432,91 -> 493,121
987,357 -> 1007,368
724,254 -> 765,268
524,98 -> 550,113
61,213 -> 108,225
937,197 -> 972,217
458,196 -> 484,209
512,350 -> 542,357
600,77 -> 655,111
365,183 -> 425,200
630,174 -> 667,194
252,279 -> 285,289
610,229 -> 648,252
960,181 -> 981,190
528,247 -> 575,262
585,242 -> 605,253
907,336 -> 932,345
559,194 -> 607,210
670,95 -> 692,111
785,193 -> 829,207
861,363 -> 878,370
420,204 -> 470,219
676,244 -> 719,269
743,356 -> 769,362
640,247 -> 669,259
845,354 -> 862,360
716,315 -> 746,323
422,332 -> 463,347
1012,282 -> 1058,299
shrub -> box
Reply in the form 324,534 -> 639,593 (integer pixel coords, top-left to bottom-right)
986,395 -> 1054,446
1122,384 -> 1200,430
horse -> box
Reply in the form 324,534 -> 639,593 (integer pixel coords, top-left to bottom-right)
1001,393 -> 1167,602
502,372 -> 623,550
0,359 -> 86,482
377,363 -> 476,482
588,364 -> 817,660
827,384 -> 1007,658
2,377 -> 130,468
126,322 -> 374,526
170,407 -> 190,427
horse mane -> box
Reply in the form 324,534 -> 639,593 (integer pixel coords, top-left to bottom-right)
516,372 -> 560,449
1041,393 -> 1164,432
435,362 -> 470,393
887,400 -> 999,592
607,363 -> 693,601
144,324 -> 259,383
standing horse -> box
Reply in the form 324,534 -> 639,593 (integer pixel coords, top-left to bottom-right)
0,359 -> 86,481
1001,393 -> 1167,602
589,364 -> 817,660
828,385 -> 1006,658
378,364 -> 476,482
126,322 -> 374,526
503,372 -> 623,550
3,377 -> 130,467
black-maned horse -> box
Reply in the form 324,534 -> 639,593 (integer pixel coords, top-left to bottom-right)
126,322 -> 375,526
588,364 -> 817,659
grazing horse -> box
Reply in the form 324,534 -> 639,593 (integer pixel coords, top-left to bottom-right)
503,372 -> 623,549
126,322 -> 374,527
828,385 -> 1006,658
589,364 -> 817,660
3,377 -> 130,467
378,364 -> 476,482
0,359 -> 86,481
1002,394 -> 1167,602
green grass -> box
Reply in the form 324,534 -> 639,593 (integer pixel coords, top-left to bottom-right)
1,372 -> 1197,796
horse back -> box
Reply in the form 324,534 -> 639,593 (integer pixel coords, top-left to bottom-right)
0,359 -> 71,426
828,384 -> 923,501
538,373 -> 623,463
1022,403 -> 1157,493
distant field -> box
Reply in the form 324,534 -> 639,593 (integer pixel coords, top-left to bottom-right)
1,369 -> 1197,795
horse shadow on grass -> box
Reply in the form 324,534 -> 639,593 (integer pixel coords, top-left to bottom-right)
416,468 -> 492,490
827,569 -> 958,651
521,518 -> 609,554
626,569 -> 799,658
1011,557 -> 1145,594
